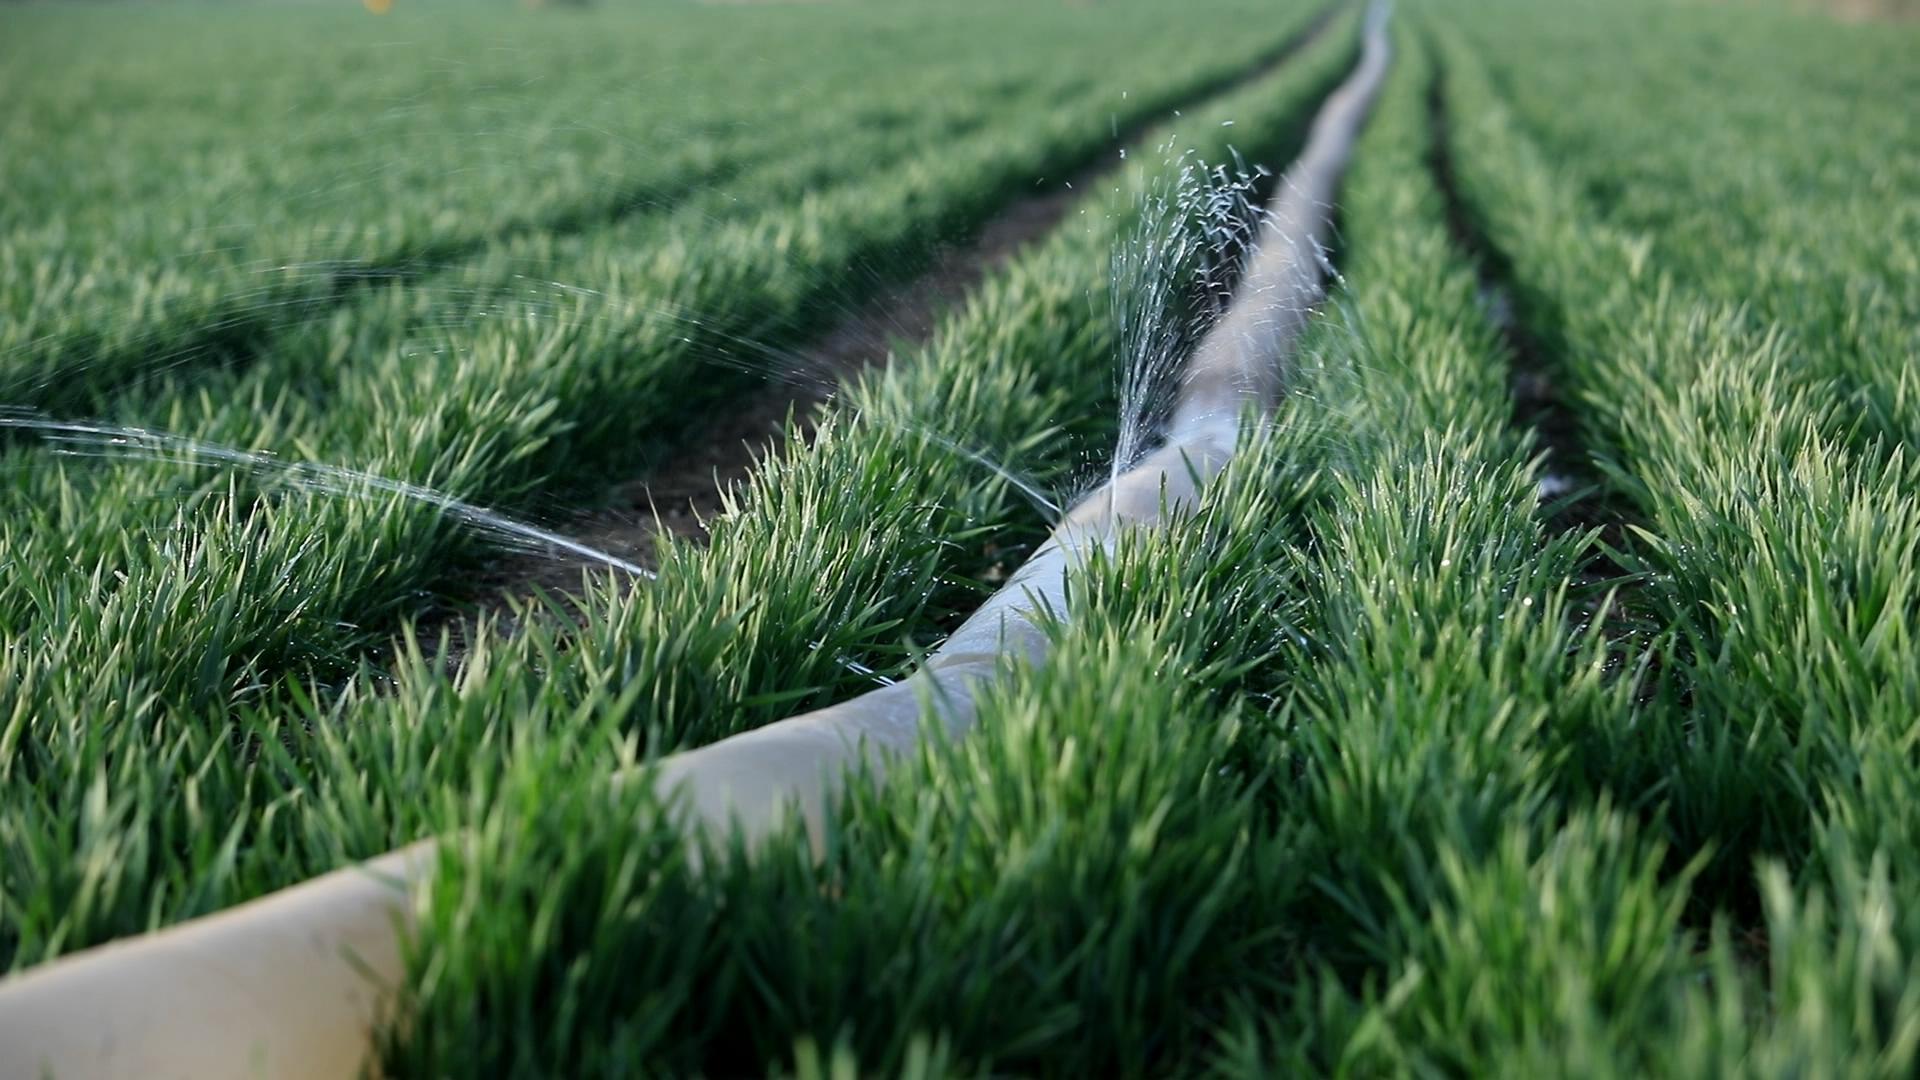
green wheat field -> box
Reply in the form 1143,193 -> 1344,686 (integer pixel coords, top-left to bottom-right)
3,0 -> 1918,1072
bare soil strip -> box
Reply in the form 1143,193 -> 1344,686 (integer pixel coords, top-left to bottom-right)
1421,54 -> 1658,690
457,1 -> 1346,620
491,173 -> 1103,600
1422,69 -> 1581,506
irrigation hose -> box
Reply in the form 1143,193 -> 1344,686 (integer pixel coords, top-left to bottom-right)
0,7 -> 1390,1077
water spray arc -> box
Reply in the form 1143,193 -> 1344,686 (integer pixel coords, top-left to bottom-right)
0,6 -> 1392,1076
0,413 -> 656,579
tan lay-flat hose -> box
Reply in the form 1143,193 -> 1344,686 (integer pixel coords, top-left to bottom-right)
0,9 -> 1389,1076
0,842 -> 435,1080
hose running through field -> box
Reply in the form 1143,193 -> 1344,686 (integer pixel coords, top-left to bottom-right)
653,0 -> 1393,848
0,7 -> 1392,1076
